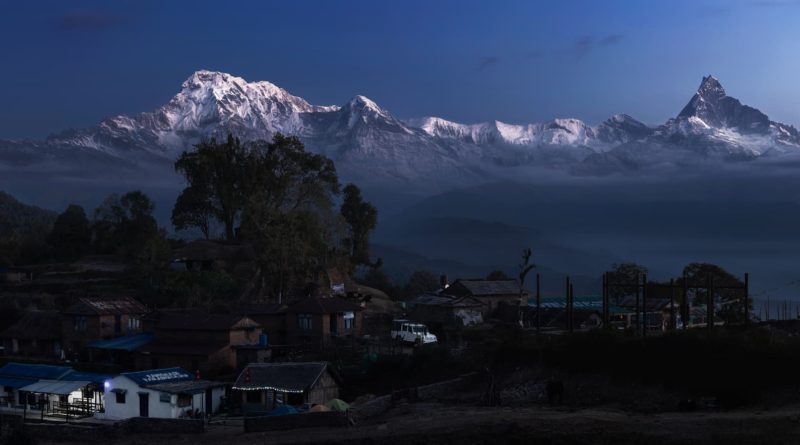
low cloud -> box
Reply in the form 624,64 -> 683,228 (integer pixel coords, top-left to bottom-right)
476,56 -> 500,71
573,34 -> 624,58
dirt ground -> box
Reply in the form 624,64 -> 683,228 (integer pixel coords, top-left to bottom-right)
39,402 -> 800,445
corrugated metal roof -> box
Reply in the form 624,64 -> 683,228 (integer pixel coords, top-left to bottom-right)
0,376 -> 37,389
451,279 -> 529,296
288,297 -> 362,314
19,380 -> 91,395
0,362 -> 72,380
122,367 -> 193,386
61,371 -> 114,385
87,333 -> 154,351
63,296 -> 147,316
233,362 -> 327,392
408,293 -> 485,308
145,380 -> 225,395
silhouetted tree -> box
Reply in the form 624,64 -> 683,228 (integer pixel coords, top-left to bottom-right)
405,270 -> 440,297
171,186 -> 215,239
486,270 -> 509,280
93,191 -> 158,257
47,204 -> 91,261
340,183 -> 378,266
607,262 -> 648,304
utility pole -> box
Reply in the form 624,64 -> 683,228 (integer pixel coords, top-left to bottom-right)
743,272 -> 749,326
669,278 -> 676,330
642,273 -> 648,337
635,274 -> 641,336
536,273 -> 541,333
707,275 -> 714,333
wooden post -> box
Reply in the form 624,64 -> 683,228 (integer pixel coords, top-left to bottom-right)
635,274 -> 640,336
569,283 -> 575,333
642,274 -> 648,338
602,272 -> 608,330
707,275 -> 714,333
669,279 -> 676,330
565,276 -> 570,333
682,273 -> 688,330
536,273 -> 541,333
743,272 -> 749,326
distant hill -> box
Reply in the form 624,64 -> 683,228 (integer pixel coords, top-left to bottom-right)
0,190 -> 57,237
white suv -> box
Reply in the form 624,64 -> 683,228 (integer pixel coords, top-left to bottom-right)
391,319 -> 438,345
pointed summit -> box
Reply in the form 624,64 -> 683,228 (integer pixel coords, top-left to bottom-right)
697,75 -> 726,100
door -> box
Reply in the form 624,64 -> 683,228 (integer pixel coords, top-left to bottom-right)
114,315 -> 122,334
205,388 -> 213,414
329,314 -> 337,334
138,393 -> 149,417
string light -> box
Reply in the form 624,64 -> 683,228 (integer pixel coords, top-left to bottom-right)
231,385 -> 305,393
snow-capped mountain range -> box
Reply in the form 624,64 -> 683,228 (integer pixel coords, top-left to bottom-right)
1,71 -> 798,188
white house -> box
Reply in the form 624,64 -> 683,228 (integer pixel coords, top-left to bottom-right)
101,367 -> 226,420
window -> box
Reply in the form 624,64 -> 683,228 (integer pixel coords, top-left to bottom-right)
127,316 -> 140,332
298,314 -> 313,330
344,312 -> 355,330
177,394 -> 192,407
116,392 -> 126,404
73,316 -> 87,332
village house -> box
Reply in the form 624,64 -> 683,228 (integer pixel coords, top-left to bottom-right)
0,362 -> 110,419
407,293 -> 484,329
446,279 -> 529,316
102,367 -> 226,420
61,296 -> 148,359
0,310 -> 62,359
136,312 -> 268,376
286,297 -> 363,350
232,362 -> 339,415
240,303 -> 288,346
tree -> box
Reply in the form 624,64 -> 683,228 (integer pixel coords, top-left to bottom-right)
361,267 -> 396,298
47,204 -> 91,261
171,186 -> 215,239
405,270 -> 440,297
680,262 -> 749,324
607,262 -> 648,304
486,270 -> 509,280
340,183 -> 378,267
174,134 -> 250,240
238,134 -> 343,298
92,191 -> 158,257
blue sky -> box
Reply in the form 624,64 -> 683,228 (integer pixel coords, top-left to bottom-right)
1,0 -> 799,138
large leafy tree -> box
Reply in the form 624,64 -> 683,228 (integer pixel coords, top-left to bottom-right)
340,183 -> 378,266
174,134 -> 250,240
47,204 -> 91,261
238,134 -> 342,298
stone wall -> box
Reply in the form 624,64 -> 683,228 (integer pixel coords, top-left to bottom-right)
122,417 -> 205,434
244,411 -> 348,432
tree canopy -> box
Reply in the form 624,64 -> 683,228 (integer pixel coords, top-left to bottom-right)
48,204 -> 91,261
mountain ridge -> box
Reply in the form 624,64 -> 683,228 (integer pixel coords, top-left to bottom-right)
2,71 -> 799,189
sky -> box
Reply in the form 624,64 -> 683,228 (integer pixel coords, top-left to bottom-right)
1,0 -> 799,139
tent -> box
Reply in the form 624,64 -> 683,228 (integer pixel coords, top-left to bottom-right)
325,399 -> 349,412
309,404 -> 330,413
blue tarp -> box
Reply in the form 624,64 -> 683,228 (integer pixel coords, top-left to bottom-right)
268,405 -> 299,416
122,367 -> 193,386
0,363 -> 71,380
87,333 -> 154,352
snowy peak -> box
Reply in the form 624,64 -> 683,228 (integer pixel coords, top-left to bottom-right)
696,75 -> 726,101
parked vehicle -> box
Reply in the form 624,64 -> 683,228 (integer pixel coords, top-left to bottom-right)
391,319 -> 437,345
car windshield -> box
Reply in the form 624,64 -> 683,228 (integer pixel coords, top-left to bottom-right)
412,325 -> 427,334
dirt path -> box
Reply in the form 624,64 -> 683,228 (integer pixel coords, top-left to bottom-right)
39,403 -> 800,445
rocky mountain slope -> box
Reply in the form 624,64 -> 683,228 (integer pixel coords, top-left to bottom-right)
1,72 -> 798,188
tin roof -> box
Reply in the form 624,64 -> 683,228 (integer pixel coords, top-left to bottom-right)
87,333 -> 154,352
63,296 -> 147,316
288,297 -> 362,314
121,367 -> 193,386
232,362 -> 328,392
0,362 -> 72,380
0,311 -> 61,340
144,380 -> 226,395
20,380 -> 91,395
450,279 -> 529,297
